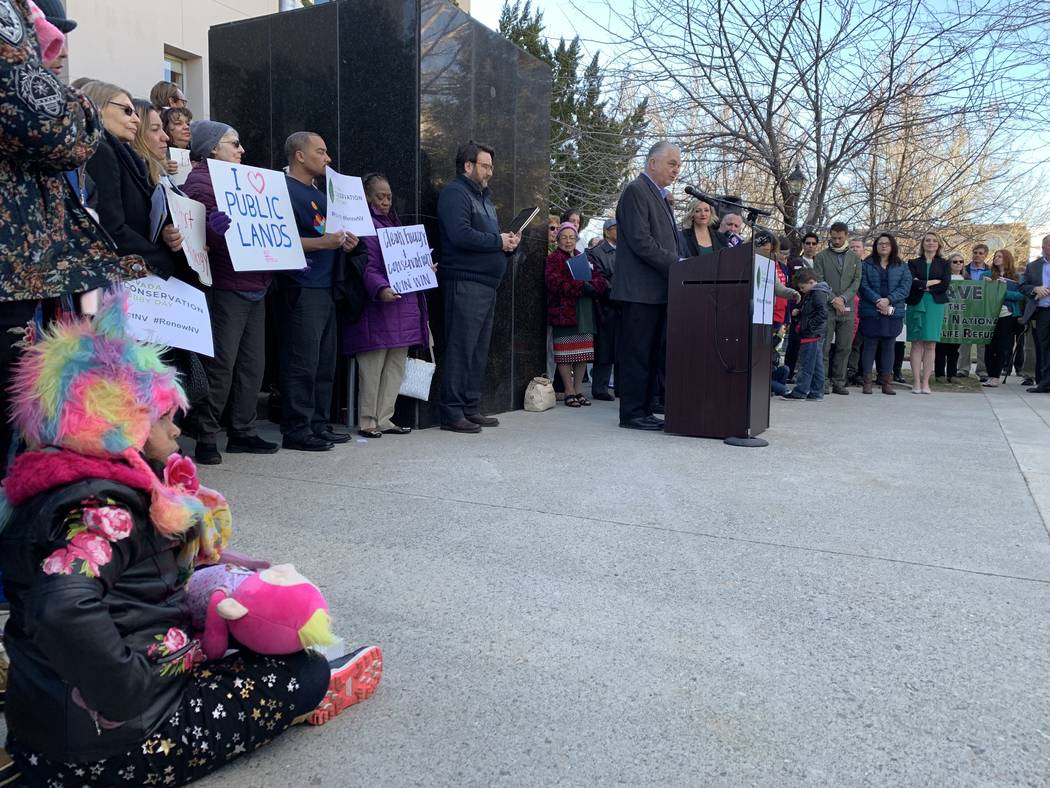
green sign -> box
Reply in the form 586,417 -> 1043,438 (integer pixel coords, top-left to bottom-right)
938,279 -> 1006,344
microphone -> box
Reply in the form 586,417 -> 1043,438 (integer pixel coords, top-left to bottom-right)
683,185 -> 725,206
684,186 -> 774,218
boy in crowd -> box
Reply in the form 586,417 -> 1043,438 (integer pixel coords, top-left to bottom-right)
782,269 -> 831,401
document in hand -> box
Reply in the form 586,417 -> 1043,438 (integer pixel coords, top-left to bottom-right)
503,206 -> 539,235
566,252 -> 592,281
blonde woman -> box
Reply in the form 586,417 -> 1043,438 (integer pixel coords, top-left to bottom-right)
679,198 -> 724,257
905,232 -> 951,394
81,81 -> 182,278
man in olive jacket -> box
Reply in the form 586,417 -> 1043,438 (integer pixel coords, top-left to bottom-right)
814,222 -> 862,394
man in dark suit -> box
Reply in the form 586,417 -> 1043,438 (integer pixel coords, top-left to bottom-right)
588,218 -> 618,401
612,141 -> 685,430
1020,234 -> 1050,393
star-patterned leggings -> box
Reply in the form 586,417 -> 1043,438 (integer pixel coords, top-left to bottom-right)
8,649 -> 330,787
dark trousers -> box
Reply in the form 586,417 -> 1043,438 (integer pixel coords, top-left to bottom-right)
9,650 -> 329,787
785,327 -> 801,376
1034,308 -> 1050,388
592,303 -> 618,394
0,300 -> 37,476
894,341 -> 905,376
861,334 -> 894,378
616,301 -> 666,422
278,286 -> 337,438
1012,321 -> 1027,375
197,289 -> 267,443
985,315 -> 1019,380
440,279 -> 497,423
935,342 -> 960,378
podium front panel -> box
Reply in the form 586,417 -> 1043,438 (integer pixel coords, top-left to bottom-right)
664,244 -> 771,439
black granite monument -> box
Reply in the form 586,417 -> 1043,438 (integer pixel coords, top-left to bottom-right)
209,0 -> 552,427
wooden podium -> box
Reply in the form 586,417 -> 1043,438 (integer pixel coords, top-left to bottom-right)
664,242 -> 773,442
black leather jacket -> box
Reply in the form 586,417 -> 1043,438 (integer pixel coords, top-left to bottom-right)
0,478 -> 193,761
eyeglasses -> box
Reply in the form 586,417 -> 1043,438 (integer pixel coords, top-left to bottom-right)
548,225 -> 558,231
220,139 -> 244,150
107,101 -> 137,117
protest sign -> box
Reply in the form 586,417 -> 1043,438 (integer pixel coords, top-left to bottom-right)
164,185 -> 211,286
938,278 -> 1006,344
377,224 -> 438,294
168,147 -> 192,186
125,275 -> 214,357
752,254 -> 776,325
206,159 -> 306,273
324,167 -> 377,237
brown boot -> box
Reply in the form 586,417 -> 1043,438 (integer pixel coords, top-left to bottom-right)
881,374 -> 897,395
862,375 -> 873,394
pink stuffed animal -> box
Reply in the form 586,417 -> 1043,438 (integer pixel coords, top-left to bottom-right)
195,564 -> 335,660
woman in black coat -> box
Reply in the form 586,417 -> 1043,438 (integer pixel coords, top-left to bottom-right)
679,197 -> 725,258
905,232 -> 951,394
82,81 -> 182,278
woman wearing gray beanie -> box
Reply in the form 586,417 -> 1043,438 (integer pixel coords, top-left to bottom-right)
181,121 -> 280,465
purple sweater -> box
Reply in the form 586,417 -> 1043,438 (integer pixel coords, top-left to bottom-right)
342,205 -> 429,355
181,161 -> 272,292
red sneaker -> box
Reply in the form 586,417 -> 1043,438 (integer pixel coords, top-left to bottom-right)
307,645 -> 383,725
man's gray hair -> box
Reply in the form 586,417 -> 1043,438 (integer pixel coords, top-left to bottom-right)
647,140 -> 678,161
285,131 -> 321,165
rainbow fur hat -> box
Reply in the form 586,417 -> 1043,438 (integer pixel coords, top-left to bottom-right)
9,290 -> 187,458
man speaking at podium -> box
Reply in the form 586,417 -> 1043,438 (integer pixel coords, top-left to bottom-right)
612,141 -> 686,431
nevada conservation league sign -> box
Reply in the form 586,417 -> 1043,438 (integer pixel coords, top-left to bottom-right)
324,167 -> 377,237
938,279 -> 1006,344
125,275 -> 214,357
752,254 -> 776,325
206,159 -> 306,273
377,224 -> 438,294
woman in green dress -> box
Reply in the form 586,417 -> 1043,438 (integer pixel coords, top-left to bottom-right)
905,232 -> 952,394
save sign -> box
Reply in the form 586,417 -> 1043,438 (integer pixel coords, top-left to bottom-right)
206,159 -> 307,273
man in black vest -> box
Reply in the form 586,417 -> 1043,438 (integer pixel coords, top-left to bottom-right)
612,141 -> 686,431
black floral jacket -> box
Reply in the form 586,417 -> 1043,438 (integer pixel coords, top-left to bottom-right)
0,0 -> 145,302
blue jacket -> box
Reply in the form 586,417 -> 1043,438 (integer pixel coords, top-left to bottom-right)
996,277 -> 1024,318
858,258 -> 910,320
436,174 -> 506,289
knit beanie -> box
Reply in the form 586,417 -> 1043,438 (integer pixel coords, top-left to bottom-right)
189,119 -> 233,162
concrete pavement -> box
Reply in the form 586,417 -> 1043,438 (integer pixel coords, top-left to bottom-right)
183,381 -> 1050,786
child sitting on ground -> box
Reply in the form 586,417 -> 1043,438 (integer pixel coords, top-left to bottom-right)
0,293 -> 381,786
782,269 -> 831,401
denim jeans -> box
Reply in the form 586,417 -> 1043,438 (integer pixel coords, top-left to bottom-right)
792,340 -> 825,397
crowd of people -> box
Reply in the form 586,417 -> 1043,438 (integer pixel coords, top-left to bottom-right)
2,0 -> 1050,782
0,3 -> 385,785
549,144 -> 1050,420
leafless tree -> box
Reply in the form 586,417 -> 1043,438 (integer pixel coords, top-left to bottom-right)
578,0 -> 1050,246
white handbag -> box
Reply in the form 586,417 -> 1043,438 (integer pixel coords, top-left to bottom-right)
399,324 -> 436,401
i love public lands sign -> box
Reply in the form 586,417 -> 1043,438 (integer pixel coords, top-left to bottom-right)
206,160 -> 307,272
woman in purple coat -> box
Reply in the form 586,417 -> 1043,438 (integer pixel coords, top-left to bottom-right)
344,174 -> 431,438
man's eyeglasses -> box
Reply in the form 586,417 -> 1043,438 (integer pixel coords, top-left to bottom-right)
107,101 -> 137,117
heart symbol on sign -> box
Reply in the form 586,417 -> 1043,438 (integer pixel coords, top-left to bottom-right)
247,171 -> 266,194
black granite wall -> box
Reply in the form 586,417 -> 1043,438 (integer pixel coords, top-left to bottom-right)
209,0 -> 552,426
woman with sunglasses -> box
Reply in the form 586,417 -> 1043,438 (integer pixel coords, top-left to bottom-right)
934,252 -> 967,383
181,121 -> 279,466
81,81 -> 183,279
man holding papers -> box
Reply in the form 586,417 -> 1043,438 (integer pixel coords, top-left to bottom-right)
436,141 -> 520,433
280,132 -> 360,451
